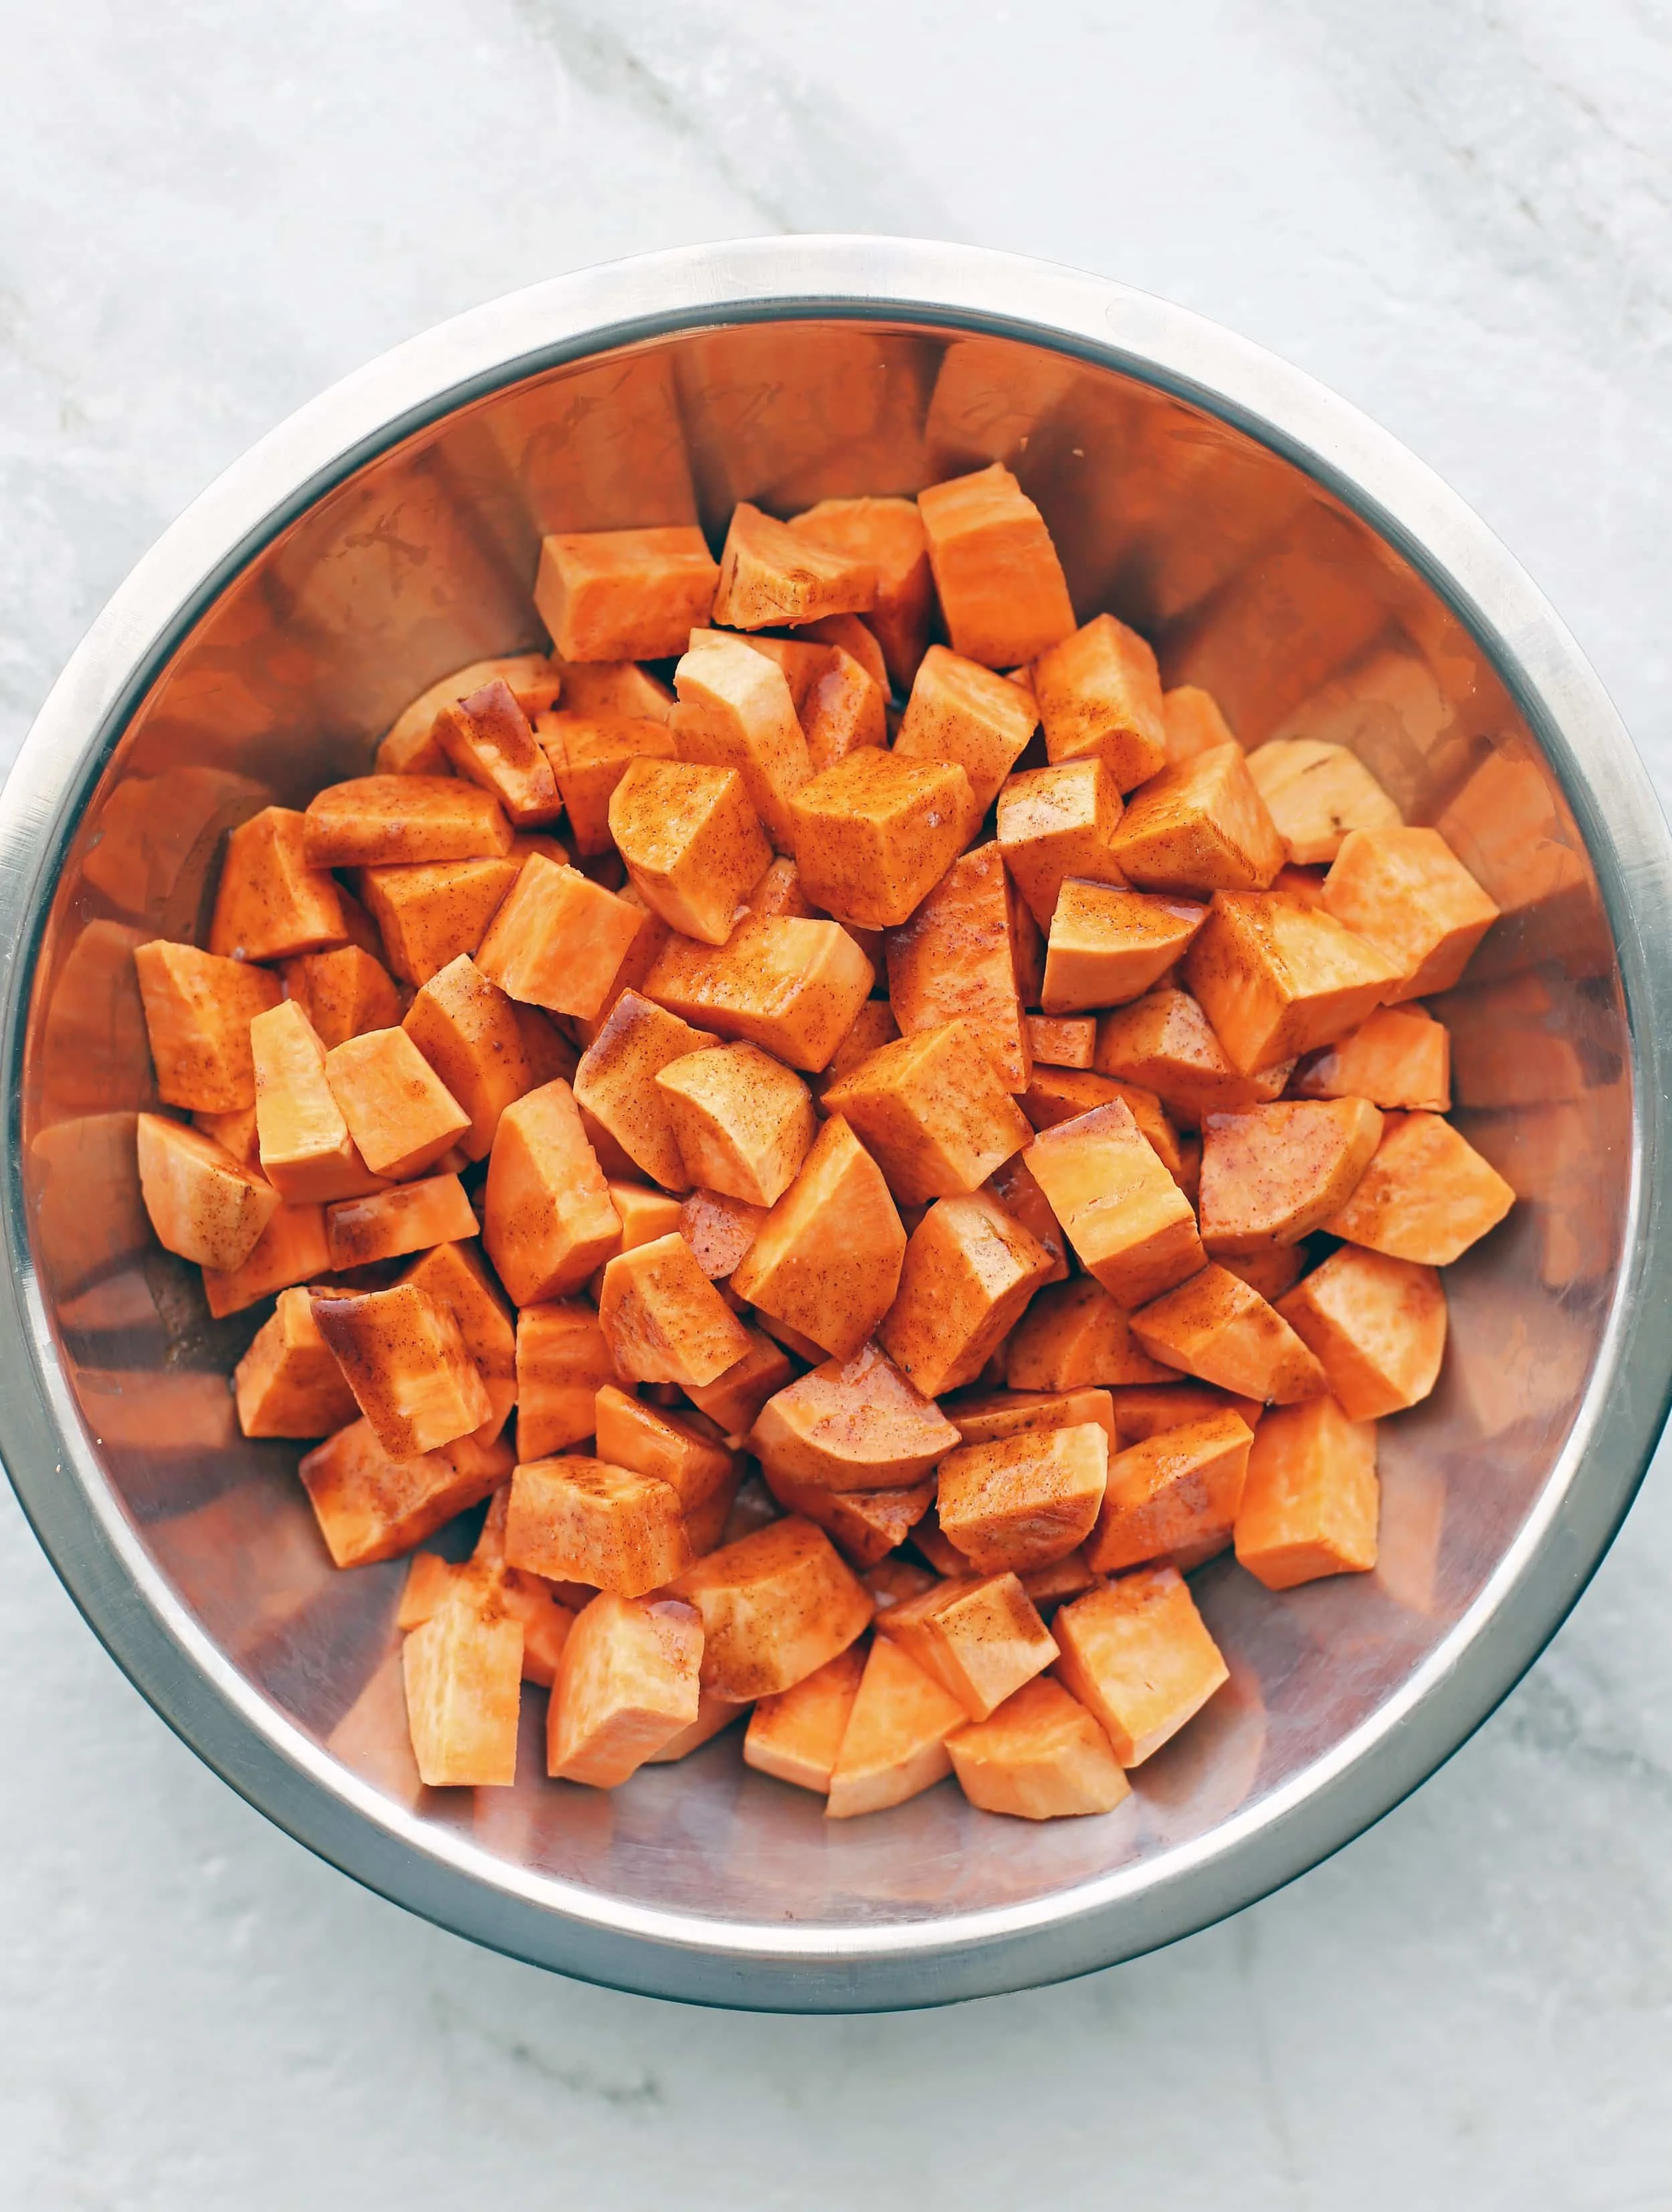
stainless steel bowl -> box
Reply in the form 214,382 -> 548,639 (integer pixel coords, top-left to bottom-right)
3,237 -> 1669,2012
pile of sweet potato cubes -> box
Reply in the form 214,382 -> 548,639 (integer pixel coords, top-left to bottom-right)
129,466 -> 1514,1822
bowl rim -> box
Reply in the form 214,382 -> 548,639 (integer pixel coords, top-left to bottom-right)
3,234 -> 1669,2011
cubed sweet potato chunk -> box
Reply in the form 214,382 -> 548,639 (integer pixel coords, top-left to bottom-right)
641,1688 -> 744,1764
1322,1110 -> 1514,1264
191,1104 -> 260,1165
885,841 -> 1037,1092
1033,613 -> 1167,791
1026,1100 -> 1205,1307
1026,1015 -> 1095,1070
673,1516 -> 873,1700
358,856 -> 520,986
1110,1380 -> 1261,1444
1093,985 -> 1295,1126
603,1180 -> 686,1260
1042,884 -> 1206,1013
535,526 -> 720,663
516,1300 -> 617,1458
401,953 -> 532,1161
506,1454 -> 690,1596
608,758 -> 772,946
201,1201 -> 331,1317
378,652 -> 562,775
1198,1098 -> 1383,1253
1217,1246 -> 1308,1302
1085,1409 -> 1255,1573
134,940 -> 284,1113
403,1593 -> 523,1787
551,656 -> 674,721
947,1385 -> 1116,1451
547,1591 -> 704,1786
324,1173 -> 475,1271
948,1676 -> 1130,1819
789,750 -> 975,931
678,1186 -> 766,1279
1277,1245 -> 1446,1419
572,989 -> 716,1191
474,852 -> 645,1022
996,759 -> 1127,929
433,678 -> 558,823
713,500 -> 877,629
252,999 -> 385,1202
1004,1277 -> 1178,1390
593,1385 -> 734,1512
797,645 -> 887,773
136,1112 -> 280,1270
690,630 -> 831,716
1053,1567 -> 1228,1765
642,914 -> 873,1073
1110,744 -> 1285,895
985,1152 -> 1071,1281
894,645 -> 1039,813
938,1423 -> 1109,1575
1130,1263 -> 1328,1405
280,944 -> 401,1050
403,1236 -> 516,1397
882,1571 -> 1059,1721
1162,684 -> 1236,765
730,1115 -> 906,1360
312,1281 -> 493,1459
1235,1395 -> 1379,1589
825,1633 -> 967,1817
483,1079 -> 621,1304
1185,890 -> 1403,1074
299,1417 -> 511,1566
324,1025 -> 470,1180
303,775 -> 512,868
742,853 -> 817,922
209,805 -> 347,964
1246,738 -> 1401,866
823,1019 -> 1031,1204
538,710 -> 678,854
750,1340 -> 960,1490
743,1643 -> 866,1793
1323,826 -> 1499,1001
671,633 -> 812,847
917,464 -> 1075,668
655,1042 -> 815,1207
599,1232 -> 751,1387
1020,1069 -> 1185,1180
1291,1003 -> 1450,1112
684,1325 -> 795,1435
879,1188 -> 1053,1399
233,1284 -> 360,1437
789,495 -> 933,689
759,1466 -> 933,1567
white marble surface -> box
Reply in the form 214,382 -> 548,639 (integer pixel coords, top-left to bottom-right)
5,2 -> 1672,2203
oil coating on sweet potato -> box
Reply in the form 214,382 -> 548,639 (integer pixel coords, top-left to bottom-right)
1085,1409 -> 1255,1574
1322,826 -> 1499,1001
474,852 -> 645,1022
401,954 -> 533,1162
505,1454 -> 691,1596
655,1043 -> 815,1209
882,1571 -> 1060,1721
547,1592 -> 704,1787
534,526 -> 720,664
302,775 -> 513,869
281,944 -> 402,1051
134,940 -> 284,1114
1322,1110 -> 1514,1264
403,1593 -> 524,1788
1235,1395 -> 1380,1589
323,1025 -> 472,1181
673,1516 -> 873,1700
593,1385 -> 734,1512
201,1201 -> 332,1318
299,1416 -> 512,1567
599,1232 -> 751,1387
1041,884 -> 1206,1014
713,501 -> 877,629
538,711 -> 678,854
894,645 -> 1039,813
483,1079 -> 621,1305
379,652 -> 562,775
789,750 -> 976,932
358,855 -> 521,986
750,1340 -> 960,1491
1277,1245 -> 1447,1419
825,1633 -> 967,1819
822,1020 -> 1032,1205
917,464 -> 1076,669
1110,744 -> 1285,895
515,1298 -> 617,1457
1004,1276 -> 1178,1391
879,1189 -> 1054,1399
996,759 -> 1127,930
759,1466 -> 933,1567
1198,1098 -> 1383,1253
744,1643 -> 866,1794
312,1282 -> 494,1460
948,1674 -> 1132,1820
136,1112 -> 280,1272
796,645 -> 887,773
642,914 -> 873,1073
937,1423 -> 1110,1575
671,633 -> 812,848
789,495 -> 933,690
608,759 -> 772,946
1052,1566 -> 1228,1766
209,805 -> 347,965
730,1114 -> 906,1361
1291,1003 -> 1450,1112
1184,890 -> 1403,1074
434,678 -> 562,827
1130,1263 -> 1328,1405
1025,1100 -> 1205,1308
1033,613 -> 1168,791
1161,684 -> 1237,765
884,841 -> 1037,1093
326,1173 -> 476,1271
1246,738 -> 1401,866
233,1285 -> 360,1438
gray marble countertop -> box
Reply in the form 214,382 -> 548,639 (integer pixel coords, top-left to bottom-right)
5,3 -> 1672,2204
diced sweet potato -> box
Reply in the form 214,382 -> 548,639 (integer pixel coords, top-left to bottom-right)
813,1001 -> 901,1106
303,775 -> 512,868
882,1571 -> 1059,1721
280,944 -> 401,1049
1033,613 -> 1167,791
671,634 -> 812,847
251,999 -> 385,1202
1018,1549 -> 1104,1611
1235,1395 -> 1379,1589
864,1556 -> 939,1613
547,1591 -> 704,1786
909,1507 -> 966,1578
730,1115 -> 906,1359
401,953 -> 532,1161
678,1186 -> 766,1279
1052,1567 -> 1227,1765
323,1026 -> 471,1180
1026,1015 -> 1095,1070
550,656 -> 674,722
996,759 -> 1126,930
516,1004 -> 581,1088
948,1674 -> 1131,1819
1042,884 -> 1206,1013
403,1593 -> 523,1788
1085,1409 -> 1254,1573
1322,826 -> 1499,1001
1218,1245 -> 1309,1302
713,501 -> 877,629
535,526 -> 720,662
233,1284 -> 360,1437
690,630 -> 830,716
642,914 -> 873,1073
1130,1263 -> 1328,1404
298,1416 -> 511,1565
1185,890 -> 1402,1074
572,989 -> 716,1191
789,750 -> 975,931
673,1517 -> 873,1699
938,1423 -> 1109,1575
538,710 -> 679,854
135,1112 -> 280,1270
823,1020 -> 1031,1204
754,1308 -> 827,1364
379,652 -> 562,775
403,1237 -> 516,1401
825,1633 -> 967,1817
797,645 -> 887,773
894,645 -> 1038,813
789,495 -> 933,689
431,679 -> 558,825
607,759 -> 772,946
684,1326 -> 795,1435
474,852 -> 645,1021
1110,744 -> 1285,895
1291,1003 -> 1449,1112
917,464 -> 1075,668
490,1566 -> 577,1690
134,940 -> 284,1113
984,1152 -> 1071,1282
358,856 -> 520,986
325,1173 -> 476,1270
483,1079 -> 621,1304
1110,1381 -> 1261,1445
593,1385 -> 734,1512
209,805 -> 347,963
1277,1245 -> 1447,1419
884,841 -> 1037,1092
1093,985 -> 1293,1126
1198,1098 -> 1383,1252
742,853 -> 818,922
1162,684 -> 1236,764
312,1282 -> 493,1459
506,1455 -> 690,1596
655,1043 -> 815,1207
1004,1276 -> 1178,1390
516,1300 -> 617,1457
750,1340 -> 959,1490
641,1688 -> 745,1763
947,1385 -> 1116,1451
759,1465 -> 932,1567
599,1232 -> 751,1387
878,1189 -> 1053,1398
1020,1069 -> 1184,1179
1322,1110 -> 1514,1264
1026,1100 -> 1205,1306
744,1643 -> 866,1793
603,1181 -> 686,1259
1246,738 -> 1401,866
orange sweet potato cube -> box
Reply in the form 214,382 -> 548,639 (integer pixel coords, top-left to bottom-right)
1291,1003 -> 1449,1112
593,1385 -> 734,1512
758,1468 -> 932,1568
1005,1276 -> 1177,1390
641,1688 -> 744,1764
357,856 -> 520,985
208,805 -> 347,964
882,1571 -> 1059,1721
1277,1245 -> 1446,1419
1109,1381 -> 1262,1443
938,1423 -> 1109,1575
789,495 -> 933,690
403,1237 -> 516,1396
1235,1395 -> 1379,1589
1093,985 -> 1293,1125
1246,738 -> 1401,866
1186,890 -> 1402,1074
474,853 -> 645,1021
996,759 -> 1126,930
506,1455 -> 690,1596
948,1675 -> 1131,1819
878,1188 -> 1053,1398
815,998 -> 901,1102
690,629 -> 831,715
251,999 -> 385,1202
947,1385 -> 1116,1451
534,526 -> 720,662
1033,613 -> 1167,791
986,1150 -> 1071,1282
825,1633 -> 966,1817
379,653 -> 562,776
483,1078 -> 621,1304
918,464 -> 1075,668
1041,884 -> 1207,1013
1085,1409 -> 1255,1573
403,1593 -> 523,1787
302,775 -> 512,868
1026,1015 -> 1095,1070
401,953 -> 532,1161
280,944 -> 401,1049
884,841 -> 1038,1093
730,1114 -> 906,1359
1110,744 -> 1285,894
135,1112 -> 279,1270
200,1201 -> 330,1317
682,1325 -> 795,1435
572,989 -> 716,1191
671,633 -> 811,847
1130,1263 -> 1328,1404
1162,684 -> 1237,764
550,655 -> 674,721
323,1025 -> 470,1179
515,1299 -> 617,1457
864,1557 -> 938,1613
1323,826 -> 1499,1000
1198,1098 -> 1383,1253
643,914 -> 873,1072
1020,1070 -> 1186,1181
1217,1246 -> 1308,1302
1053,1566 -> 1227,1765
325,1173 -> 476,1271
743,1644 -> 866,1793
789,750 -> 976,932
678,1186 -> 766,1279
894,645 -> 1038,813
312,1282 -> 493,1459
673,1517 -> 873,1700
233,1285 -> 361,1437
750,1340 -> 960,1490
602,1180 -> 686,1259
713,500 -> 876,629
547,1591 -> 704,1786
608,759 -> 771,946
823,1021 -> 1031,1205
538,710 -> 677,854
599,1232 -> 751,1387
655,1042 -> 815,1208
1025,1100 -> 1205,1306
798,643 -> 887,773
134,940 -> 283,1113
1322,1110 -> 1513,1264
433,678 -> 560,827
298,1416 -> 512,1565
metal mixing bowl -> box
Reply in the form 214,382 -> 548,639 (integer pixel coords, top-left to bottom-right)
3,237 -> 1669,2011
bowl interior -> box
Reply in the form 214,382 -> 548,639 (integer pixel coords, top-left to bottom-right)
21,315 -> 1628,1934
